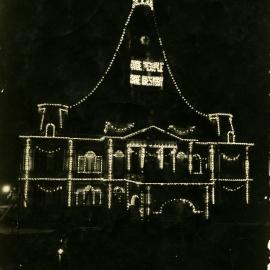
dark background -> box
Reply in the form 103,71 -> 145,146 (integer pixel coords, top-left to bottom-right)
0,1 -> 269,269
0,0 -> 268,198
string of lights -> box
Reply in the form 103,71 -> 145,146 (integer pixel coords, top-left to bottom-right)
69,7 -> 135,108
67,140 -> 73,207
35,146 -> 61,154
222,185 -> 244,192
104,121 -> 135,134
156,198 -> 203,215
23,138 -> 31,207
20,177 -> 215,186
132,150 -> 174,158
205,186 -> 209,219
168,125 -> 196,136
221,153 -> 240,161
37,185 -> 63,193
151,10 -> 208,118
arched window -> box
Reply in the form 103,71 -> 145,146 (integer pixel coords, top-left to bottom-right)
45,123 -> 55,137
227,131 -> 235,143
77,151 -> 102,173
75,185 -> 102,206
130,195 -> 140,206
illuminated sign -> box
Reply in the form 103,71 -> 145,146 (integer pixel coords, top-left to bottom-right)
130,59 -> 164,88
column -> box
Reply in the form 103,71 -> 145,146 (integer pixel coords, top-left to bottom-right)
157,147 -> 164,169
75,192 -> 79,206
146,185 -> 151,216
139,147 -> 146,171
188,142 -> 193,174
67,139 -> 73,207
171,148 -> 177,173
92,190 -> 96,205
23,138 -> 31,207
127,146 -> 133,171
107,139 -> 113,209
205,186 -> 209,219
209,145 -> 215,204
245,146 -> 250,204
139,189 -> 145,220
126,182 -> 130,210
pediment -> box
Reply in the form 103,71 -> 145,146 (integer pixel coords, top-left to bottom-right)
122,126 -> 195,142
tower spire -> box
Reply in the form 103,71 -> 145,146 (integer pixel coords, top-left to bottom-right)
132,0 -> 154,10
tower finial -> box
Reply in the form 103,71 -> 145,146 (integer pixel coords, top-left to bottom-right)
132,0 -> 154,10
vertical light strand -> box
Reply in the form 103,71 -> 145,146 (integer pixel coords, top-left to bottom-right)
245,146 -> 250,204
209,145 -> 215,180
205,186 -> 209,220
75,192 -> 79,206
99,191 -> 102,205
157,147 -> 164,169
245,146 -> 250,179
39,108 -> 46,131
171,148 -> 177,173
108,139 -> 113,180
245,181 -> 249,205
146,186 -> 151,216
188,142 -> 193,174
139,147 -> 146,170
67,139 -> 73,207
229,116 -> 235,135
83,191 -> 86,205
108,184 -> 112,209
23,138 -> 31,207
126,183 -> 130,210
127,147 -> 132,171
107,139 -> 113,209
210,145 -> 215,204
140,190 -> 145,220
92,190 -> 96,205
211,184 -> 216,205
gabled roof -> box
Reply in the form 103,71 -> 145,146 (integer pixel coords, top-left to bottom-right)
109,125 -> 197,142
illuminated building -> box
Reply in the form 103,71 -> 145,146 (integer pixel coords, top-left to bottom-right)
18,0 -> 253,220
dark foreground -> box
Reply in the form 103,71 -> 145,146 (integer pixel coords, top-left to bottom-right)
0,213 -> 268,270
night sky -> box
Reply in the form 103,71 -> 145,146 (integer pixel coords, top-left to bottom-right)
0,0 -> 268,202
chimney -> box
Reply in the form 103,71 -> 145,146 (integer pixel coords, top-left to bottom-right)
209,113 -> 236,143
37,103 -> 69,137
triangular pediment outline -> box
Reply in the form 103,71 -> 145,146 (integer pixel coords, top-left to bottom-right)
119,125 -> 197,141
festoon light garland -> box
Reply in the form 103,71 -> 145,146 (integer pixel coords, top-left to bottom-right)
38,185 -> 63,193
104,121 -> 135,134
222,185 -> 244,192
221,153 -> 240,161
168,125 -> 196,136
35,146 -> 61,154
155,198 -> 203,215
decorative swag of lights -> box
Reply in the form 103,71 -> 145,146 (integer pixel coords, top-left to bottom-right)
168,125 -> 196,136
221,153 -> 240,161
104,121 -> 135,134
35,145 -> 61,154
